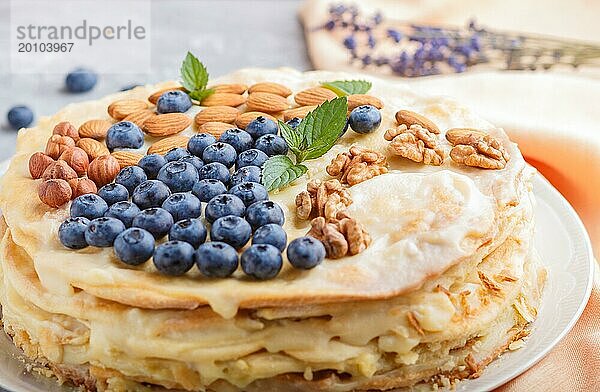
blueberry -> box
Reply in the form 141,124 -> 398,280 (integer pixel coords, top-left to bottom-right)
202,142 -> 237,169
58,217 -> 90,249
84,217 -> 125,247
230,166 -> 262,187
205,194 -> 246,223
287,236 -> 325,269
161,193 -> 202,221
192,179 -> 227,202
210,215 -> 252,249
219,129 -> 253,153
132,180 -> 171,210
153,241 -> 195,276
195,242 -> 238,278
138,154 -> 167,179
286,117 -> 301,129
114,228 -> 155,266
245,200 -> 285,230
115,166 -> 147,195
70,194 -> 108,220
132,207 -> 174,239
241,244 -> 283,280
348,105 -> 381,134
157,161 -> 199,193
252,223 -> 287,251
169,218 -> 207,248
7,106 -> 34,130
104,201 -> 141,227
187,133 -> 216,157
236,149 -> 268,169
198,162 -> 231,185
106,121 -> 144,150
156,90 -> 192,114
254,134 -> 288,157
245,116 -> 278,139
178,155 -> 204,171
164,147 -> 191,162
97,183 -> 129,206
65,68 -> 97,93
229,182 -> 268,206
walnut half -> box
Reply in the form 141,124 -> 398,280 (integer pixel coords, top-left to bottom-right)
385,124 -> 445,166
326,145 -> 388,186
307,214 -> 371,259
446,128 -> 510,169
295,179 -> 352,221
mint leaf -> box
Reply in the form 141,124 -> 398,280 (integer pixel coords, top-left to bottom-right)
189,87 -> 214,102
180,52 -> 214,102
298,97 -> 348,160
321,80 -> 372,96
262,156 -> 308,191
278,120 -> 304,161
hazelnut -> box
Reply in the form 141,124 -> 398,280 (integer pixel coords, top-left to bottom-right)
59,146 -> 89,176
68,177 -> 97,198
88,155 -> 120,187
53,121 -> 80,141
45,135 -> 75,159
28,152 -> 55,179
38,179 -> 72,208
41,160 -> 77,181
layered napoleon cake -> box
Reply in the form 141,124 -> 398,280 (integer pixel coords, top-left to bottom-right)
0,67 -> 545,391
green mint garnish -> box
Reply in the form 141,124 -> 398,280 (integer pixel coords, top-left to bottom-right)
262,156 -> 308,192
321,80 -> 372,96
180,52 -> 214,102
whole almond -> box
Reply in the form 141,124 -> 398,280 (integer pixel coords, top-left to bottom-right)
88,155 -> 120,187
29,152 -> 55,179
42,160 -> 77,181
201,93 -> 246,107
148,86 -> 185,104
111,151 -> 143,169
246,92 -> 289,113
68,178 -> 97,198
395,110 -> 440,134
77,138 -> 110,161
210,84 -> 248,94
45,135 -> 75,159
78,119 -> 112,139
283,105 -> 317,121
194,106 -> 239,127
123,109 -> 157,128
108,99 -> 148,120
143,113 -> 192,137
197,122 -> 235,138
38,179 -> 72,208
147,135 -> 190,155
248,82 -> 292,97
294,87 -> 337,106
59,147 -> 90,176
347,94 -> 384,111
53,122 -> 80,141
235,112 -> 277,129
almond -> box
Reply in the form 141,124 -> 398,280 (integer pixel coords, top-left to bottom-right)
197,122 -> 235,138
211,84 -> 248,94
201,93 -> 246,107
294,87 -> 337,106
147,135 -> 190,155
38,179 -> 72,208
59,147 -> 90,176
108,99 -> 148,120
235,111 -> 277,129
246,92 -> 289,113
78,119 -> 112,139
123,109 -> 157,128
53,122 -> 80,141
248,82 -> 292,97
45,135 -> 76,159
347,94 -> 384,111
395,110 -> 440,134
29,152 -> 55,179
68,178 -> 97,198
194,106 -> 239,127
283,105 -> 317,121
148,86 -> 185,104
76,138 -> 110,161
143,113 -> 192,137
111,151 -> 143,169
42,160 -> 77,181
88,155 -> 120,187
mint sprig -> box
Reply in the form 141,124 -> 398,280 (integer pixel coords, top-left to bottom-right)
180,52 -> 214,102
262,97 -> 348,191
321,80 -> 372,96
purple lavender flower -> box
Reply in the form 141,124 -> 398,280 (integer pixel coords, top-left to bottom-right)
343,35 -> 357,50
361,55 -> 372,66
387,29 -> 403,43
368,34 -> 376,49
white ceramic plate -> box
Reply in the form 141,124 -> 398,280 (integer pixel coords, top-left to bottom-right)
0,165 -> 594,392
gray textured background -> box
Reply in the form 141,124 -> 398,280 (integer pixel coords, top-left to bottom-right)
0,0 -> 310,161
